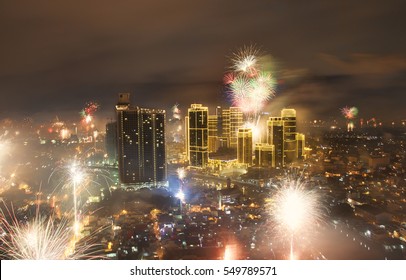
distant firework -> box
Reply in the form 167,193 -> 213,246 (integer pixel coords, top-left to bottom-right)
269,178 -> 324,259
341,106 -> 358,119
83,101 -> 99,116
80,101 -> 99,125
171,104 -> 181,120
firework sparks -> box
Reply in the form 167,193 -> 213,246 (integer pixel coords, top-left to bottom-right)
48,161 -> 98,240
82,101 -> 99,117
231,45 -> 260,76
226,45 -> 276,118
223,72 -> 235,85
0,206 -> 72,260
341,106 -> 358,131
269,178 -> 324,259
0,206 -> 105,260
80,101 -> 99,128
177,167 -> 186,181
341,106 -> 358,119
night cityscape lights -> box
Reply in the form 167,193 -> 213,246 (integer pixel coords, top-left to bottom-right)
0,2 -> 405,263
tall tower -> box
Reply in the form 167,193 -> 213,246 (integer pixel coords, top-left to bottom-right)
208,114 -> 218,153
296,133 -> 305,160
187,104 -> 209,167
281,109 -> 297,164
237,128 -> 253,166
116,93 -> 166,186
229,107 -> 244,149
217,106 -> 230,148
267,117 -> 284,168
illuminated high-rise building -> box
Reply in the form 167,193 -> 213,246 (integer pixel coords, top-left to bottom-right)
281,109 -> 297,164
267,108 -> 304,168
208,114 -> 218,153
229,107 -> 244,149
187,104 -> 209,167
216,106 -> 230,148
185,115 -> 190,160
237,128 -> 253,166
296,133 -> 305,160
116,93 -> 166,186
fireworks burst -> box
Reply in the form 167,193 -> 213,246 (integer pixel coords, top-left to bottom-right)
171,104 -> 181,120
341,106 -> 358,131
0,205 -> 105,259
48,161 -> 112,239
82,101 -> 99,117
225,45 -> 276,118
80,101 -> 99,125
269,178 -> 324,259
0,212 -> 74,260
231,45 -> 260,76
341,106 -> 358,119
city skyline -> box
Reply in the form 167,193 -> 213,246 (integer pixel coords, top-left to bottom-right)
0,1 -> 406,122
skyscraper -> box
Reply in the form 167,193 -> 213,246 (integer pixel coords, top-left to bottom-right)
281,109 -> 297,164
208,114 -> 218,153
116,93 -> 166,186
296,133 -> 305,159
216,106 -> 230,149
267,108 -> 304,168
187,104 -> 209,167
237,128 -> 253,166
267,117 -> 284,168
229,107 -> 244,149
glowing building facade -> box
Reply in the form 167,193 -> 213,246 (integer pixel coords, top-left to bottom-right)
187,104 -> 209,167
237,128 -> 253,166
266,108 -> 304,168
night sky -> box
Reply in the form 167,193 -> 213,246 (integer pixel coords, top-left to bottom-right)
1,0 -> 405,122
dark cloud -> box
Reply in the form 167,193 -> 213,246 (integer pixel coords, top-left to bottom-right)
0,0 -> 405,121
320,53 -> 406,76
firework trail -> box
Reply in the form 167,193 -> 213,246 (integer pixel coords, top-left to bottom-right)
48,160 -> 112,239
269,177 -> 324,259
